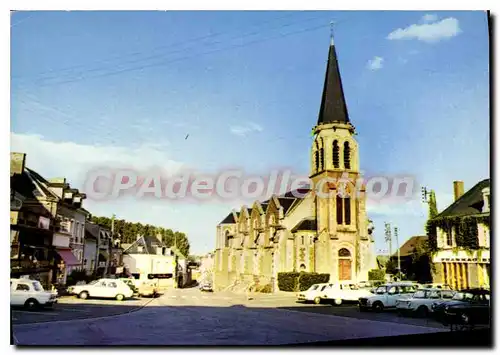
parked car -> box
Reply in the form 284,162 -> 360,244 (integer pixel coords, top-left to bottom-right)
67,278 -> 134,301
137,280 -> 159,297
357,281 -> 372,288
10,278 -> 58,310
432,288 -> 490,328
297,283 -> 333,304
396,288 -> 455,317
420,283 -> 453,290
322,282 -> 373,305
199,283 -> 213,292
358,282 -> 420,312
120,278 -> 139,294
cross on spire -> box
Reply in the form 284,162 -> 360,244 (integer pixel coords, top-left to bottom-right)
317,22 -> 350,126
330,21 -> 335,45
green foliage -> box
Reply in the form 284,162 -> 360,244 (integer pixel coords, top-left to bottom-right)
368,269 -> 385,281
298,272 -> 330,291
277,272 -> 330,292
91,216 -> 191,257
427,215 -> 487,253
385,258 -> 398,275
66,269 -> 93,286
428,190 -> 438,219
255,284 -> 273,293
277,272 -> 300,292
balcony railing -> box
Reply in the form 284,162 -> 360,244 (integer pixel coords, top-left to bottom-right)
10,259 -> 53,270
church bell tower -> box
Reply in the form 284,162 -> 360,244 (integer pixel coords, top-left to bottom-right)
310,33 -> 372,282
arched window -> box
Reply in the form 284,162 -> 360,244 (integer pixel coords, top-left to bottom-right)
224,230 -> 230,248
344,197 -> 351,225
253,219 -> 259,245
300,263 -> 306,271
336,196 -> 343,225
333,140 -> 340,168
344,141 -> 351,170
314,141 -> 320,173
338,248 -> 351,257
319,138 -> 324,171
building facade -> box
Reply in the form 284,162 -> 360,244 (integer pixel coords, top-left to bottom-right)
213,39 -> 376,292
430,180 -> 490,290
10,153 -> 89,287
122,235 -> 177,288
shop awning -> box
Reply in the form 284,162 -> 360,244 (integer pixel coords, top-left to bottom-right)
99,251 -> 109,260
56,248 -> 79,266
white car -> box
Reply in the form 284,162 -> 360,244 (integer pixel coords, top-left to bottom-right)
358,282 -> 420,312
322,282 -> 373,305
10,278 -> 58,310
297,283 -> 333,304
396,288 -> 455,317
67,278 -> 134,301
419,283 -> 453,290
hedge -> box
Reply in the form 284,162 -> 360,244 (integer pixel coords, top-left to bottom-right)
368,269 -> 385,281
277,272 -> 300,292
277,272 -> 330,292
66,269 -> 94,286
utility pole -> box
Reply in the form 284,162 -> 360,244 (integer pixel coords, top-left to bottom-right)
421,186 -> 429,204
105,214 -> 115,277
384,222 -> 392,257
394,226 -> 401,278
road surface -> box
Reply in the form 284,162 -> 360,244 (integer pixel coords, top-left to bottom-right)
12,288 -> 447,346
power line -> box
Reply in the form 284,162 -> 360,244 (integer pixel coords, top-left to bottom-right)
31,22 -> 332,88
12,12 -> 304,80
27,14 -> 333,86
11,12 -> 35,28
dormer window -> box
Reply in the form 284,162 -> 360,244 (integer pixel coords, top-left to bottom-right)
482,187 -> 490,213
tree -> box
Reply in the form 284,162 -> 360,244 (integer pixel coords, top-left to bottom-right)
91,216 -> 191,254
408,240 -> 432,283
428,190 -> 438,219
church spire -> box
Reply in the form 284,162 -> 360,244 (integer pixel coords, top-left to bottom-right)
317,28 -> 350,126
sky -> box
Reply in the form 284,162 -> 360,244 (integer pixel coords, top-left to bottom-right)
11,10 -> 490,255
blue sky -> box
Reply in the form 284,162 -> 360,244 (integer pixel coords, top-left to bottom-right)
11,11 -> 490,255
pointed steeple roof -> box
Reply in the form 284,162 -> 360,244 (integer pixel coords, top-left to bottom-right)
317,39 -> 350,125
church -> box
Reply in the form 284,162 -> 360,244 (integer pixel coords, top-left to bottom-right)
213,36 -> 377,292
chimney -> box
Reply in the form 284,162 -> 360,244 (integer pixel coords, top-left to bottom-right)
453,181 -> 464,201
156,233 -> 163,243
10,152 -> 26,175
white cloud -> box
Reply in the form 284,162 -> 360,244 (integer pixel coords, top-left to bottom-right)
230,121 -> 263,136
9,133 -> 255,254
387,17 -> 461,43
11,133 -> 184,187
367,56 -> 384,71
421,14 -> 439,24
